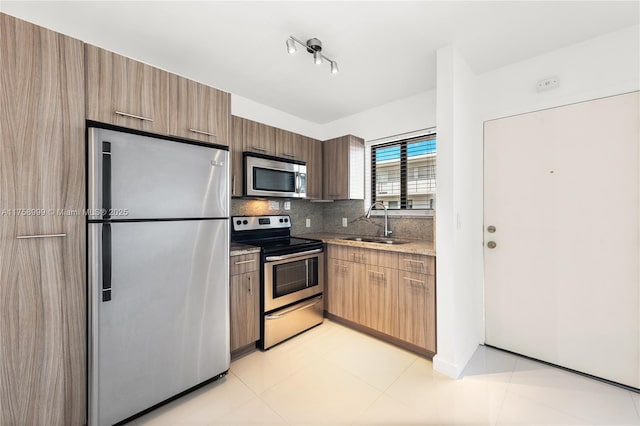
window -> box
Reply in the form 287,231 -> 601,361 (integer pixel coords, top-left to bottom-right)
371,133 -> 436,210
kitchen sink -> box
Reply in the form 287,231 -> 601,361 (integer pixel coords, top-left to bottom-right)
341,236 -> 409,245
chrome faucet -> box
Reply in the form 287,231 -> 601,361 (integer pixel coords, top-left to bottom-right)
366,201 -> 392,238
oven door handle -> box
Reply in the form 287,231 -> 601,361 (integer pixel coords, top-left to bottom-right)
265,248 -> 322,262
265,296 -> 323,320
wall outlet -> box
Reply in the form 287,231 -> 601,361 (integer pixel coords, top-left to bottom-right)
536,76 -> 559,92
342,217 -> 348,227
284,201 -> 291,210
268,200 -> 280,210
306,218 -> 311,228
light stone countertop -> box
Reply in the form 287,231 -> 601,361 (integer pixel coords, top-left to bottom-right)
230,243 -> 261,257
295,232 -> 435,256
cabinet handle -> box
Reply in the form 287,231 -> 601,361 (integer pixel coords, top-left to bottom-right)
232,175 -> 236,196
189,128 -> 217,138
369,270 -> 385,280
404,277 -> 426,288
282,153 -> 296,158
234,259 -> 256,265
16,233 -> 66,239
251,147 -> 267,153
335,263 -> 349,271
115,111 -> 153,122
248,275 -> 252,294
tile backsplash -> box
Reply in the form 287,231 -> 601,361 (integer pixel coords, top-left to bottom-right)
231,199 -> 325,235
322,200 -> 434,241
231,199 -> 434,242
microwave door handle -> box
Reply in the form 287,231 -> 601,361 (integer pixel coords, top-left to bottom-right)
295,172 -> 300,193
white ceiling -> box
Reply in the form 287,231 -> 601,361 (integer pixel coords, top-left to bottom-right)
2,1 -> 638,124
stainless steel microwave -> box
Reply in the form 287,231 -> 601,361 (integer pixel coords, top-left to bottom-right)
244,153 -> 306,198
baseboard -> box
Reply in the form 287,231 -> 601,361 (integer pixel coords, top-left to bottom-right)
433,354 -> 463,379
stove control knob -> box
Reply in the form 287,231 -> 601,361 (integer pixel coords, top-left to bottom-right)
284,218 -> 289,223
243,220 -> 248,225
279,218 -> 284,223
236,220 -> 241,226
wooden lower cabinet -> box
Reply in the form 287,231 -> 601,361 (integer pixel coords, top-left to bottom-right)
1,13 -> 86,425
229,253 -> 260,352
398,272 -> 436,352
327,259 -> 358,322
359,265 -> 398,336
326,243 -> 436,355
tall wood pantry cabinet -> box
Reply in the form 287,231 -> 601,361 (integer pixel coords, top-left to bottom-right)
0,13 -> 86,426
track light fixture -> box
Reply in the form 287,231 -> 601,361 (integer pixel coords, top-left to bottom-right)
286,35 -> 339,75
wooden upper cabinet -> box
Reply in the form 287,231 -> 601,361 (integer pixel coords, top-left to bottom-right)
231,116 -> 245,197
243,119 -> 276,156
85,44 -> 170,133
169,75 -> 230,145
303,137 -> 323,200
1,13 -> 86,426
323,135 -> 365,200
275,128 -> 303,161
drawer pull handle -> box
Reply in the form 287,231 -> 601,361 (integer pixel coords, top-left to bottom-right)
16,233 -> 66,239
368,270 -> 385,280
282,153 -> 296,158
248,275 -> 252,294
265,296 -> 323,320
234,259 -> 256,265
189,128 -> 217,137
404,259 -> 425,265
251,147 -> 268,153
115,111 -> 153,122
404,277 -> 426,287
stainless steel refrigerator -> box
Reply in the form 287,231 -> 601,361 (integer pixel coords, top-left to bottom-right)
87,127 -> 230,426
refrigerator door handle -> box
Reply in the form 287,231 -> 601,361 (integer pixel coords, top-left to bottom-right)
102,142 -> 112,219
102,223 -> 112,302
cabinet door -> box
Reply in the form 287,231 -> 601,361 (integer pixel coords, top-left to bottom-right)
326,259 -> 358,323
85,44 -> 170,133
1,14 -> 86,426
230,116 -> 245,197
229,271 -> 260,352
323,136 -> 350,199
275,128 -> 303,161
169,75 -> 230,145
398,273 -> 436,352
243,119 -> 276,156
303,137 -> 323,200
358,265 -> 398,336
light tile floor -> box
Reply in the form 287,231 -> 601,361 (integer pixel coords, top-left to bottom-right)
131,320 -> 640,425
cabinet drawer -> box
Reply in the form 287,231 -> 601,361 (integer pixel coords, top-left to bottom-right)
230,253 -> 259,275
398,254 -> 435,275
327,244 -> 397,268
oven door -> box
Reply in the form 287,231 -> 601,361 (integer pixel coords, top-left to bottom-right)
264,249 -> 324,312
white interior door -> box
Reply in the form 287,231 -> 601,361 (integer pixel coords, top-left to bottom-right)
484,92 -> 640,388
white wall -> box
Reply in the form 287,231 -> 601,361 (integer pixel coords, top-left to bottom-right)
477,25 -> 640,121
321,89 -> 436,141
430,24 -> 640,379
231,94 -> 325,140
433,46 -> 484,379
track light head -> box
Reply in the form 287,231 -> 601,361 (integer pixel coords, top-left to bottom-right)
313,51 -> 323,65
286,38 -> 296,54
331,61 -> 339,74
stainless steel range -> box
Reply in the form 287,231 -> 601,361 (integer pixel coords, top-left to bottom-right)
231,215 -> 324,349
